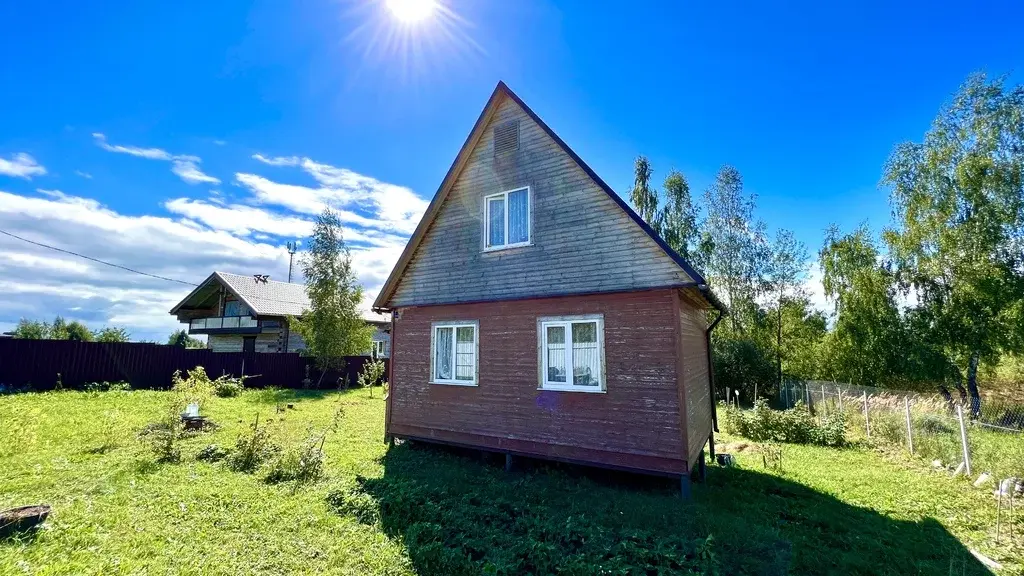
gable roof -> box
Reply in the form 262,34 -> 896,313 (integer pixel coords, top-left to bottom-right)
169,271 -> 310,317
373,81 -> 721,312
169,271 -> 395,321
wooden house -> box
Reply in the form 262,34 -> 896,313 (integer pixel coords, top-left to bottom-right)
169,271 -> 391,356
372,82 -> 725,494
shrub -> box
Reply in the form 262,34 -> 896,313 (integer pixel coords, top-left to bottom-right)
141,405 -> 185,463
357,360 -> 387,388
212,375 -> 244,398
326,483 -> 379,524
265,431 -> 326,485
725,400 -> 846,447
813,411 -> 848,447
197,444 -> 230,462
171,367 -> 214,409
85,381 -> 131,392
227,415 -> 279,473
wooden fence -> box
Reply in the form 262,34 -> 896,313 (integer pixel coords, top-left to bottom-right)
0,339 -> 386,391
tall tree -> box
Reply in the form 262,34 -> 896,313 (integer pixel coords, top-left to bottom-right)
819,225 -> 906,387
766,229 -> 809,390
659,170 -> 700,264
50,315 -> 69,340
167,329 -> 206,348
292,208 -> 374,376
701,165 -> 769,332
628,156 -> 661,235
11,318 -> 48,339
94,326 -> 130,343
882,73 -> 1024,416
66,321 -> 94,342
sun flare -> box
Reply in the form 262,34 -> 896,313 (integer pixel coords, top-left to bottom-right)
385,0 -> 437,24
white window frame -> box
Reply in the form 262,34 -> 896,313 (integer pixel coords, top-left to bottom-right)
430,320 -> 479,386
484,186 -> 531,251
372,340 -> 387,357
537,314 -> 606,393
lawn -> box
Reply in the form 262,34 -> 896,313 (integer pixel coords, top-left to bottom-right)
0,389 -> 1017,575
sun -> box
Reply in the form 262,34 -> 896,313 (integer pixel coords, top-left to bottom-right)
385,0 -> 437,24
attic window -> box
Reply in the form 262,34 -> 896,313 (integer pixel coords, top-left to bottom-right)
493,120 -> 519,156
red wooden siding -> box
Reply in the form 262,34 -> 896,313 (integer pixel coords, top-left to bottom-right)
389,289 -> 696,475
677,292 -> 712,465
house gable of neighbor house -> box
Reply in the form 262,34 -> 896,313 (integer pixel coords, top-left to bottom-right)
170,272 -> 391,355
374,82 -> 724,494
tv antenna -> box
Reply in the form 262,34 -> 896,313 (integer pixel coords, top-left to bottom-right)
286,241 -> 300,283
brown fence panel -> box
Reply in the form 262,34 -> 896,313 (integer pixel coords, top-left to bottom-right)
0,339 -> 387,391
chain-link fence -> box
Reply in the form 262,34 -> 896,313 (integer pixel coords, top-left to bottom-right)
780,381 -> 1024,484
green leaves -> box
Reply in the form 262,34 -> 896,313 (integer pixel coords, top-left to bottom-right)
294,208 -> 375,371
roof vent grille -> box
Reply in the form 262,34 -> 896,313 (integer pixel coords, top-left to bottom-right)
253,274 -> 270,284
493,120 -> 520,156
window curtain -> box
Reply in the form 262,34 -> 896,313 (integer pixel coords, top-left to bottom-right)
508,189 -> 529,244
571,322 -> 599,386
455,327 -> 475,380
434,327 -> 453,380
488,198 -> 505,246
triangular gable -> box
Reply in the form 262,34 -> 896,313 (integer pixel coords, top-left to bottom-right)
168,271 -> 262,316
373,82 -> 715,310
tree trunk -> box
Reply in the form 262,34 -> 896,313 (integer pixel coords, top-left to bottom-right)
966,351 -> 981,419
937,385 -> 955,413
776,296 -> 783,396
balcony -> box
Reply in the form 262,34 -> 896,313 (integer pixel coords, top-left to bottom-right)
188,315 -> 260,334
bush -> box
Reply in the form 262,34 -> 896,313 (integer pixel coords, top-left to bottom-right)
813,411 -> 848,447
85,381 -> 131,392
140,406 -> 184,463
171,367 -> 214,409
197,444 -> 230,462
725,400 -> 847,447
212,375 -> 244,398
265,431 -> 326,485
357,360 -> 387,388
227,415 -> 279,473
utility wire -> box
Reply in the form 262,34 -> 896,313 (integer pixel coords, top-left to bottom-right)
0,227 -> 314,308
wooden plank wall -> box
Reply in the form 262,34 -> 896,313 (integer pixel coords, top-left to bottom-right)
678,293 -> 712,465
389,289 -> 688,475
389,96 -> 693,307
0,339 -> 385,391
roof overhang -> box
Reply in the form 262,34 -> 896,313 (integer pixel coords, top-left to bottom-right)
168,272 -> 260,317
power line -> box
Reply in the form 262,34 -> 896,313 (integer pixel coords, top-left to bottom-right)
0,227 -> 313,308
0,228 -> 194,286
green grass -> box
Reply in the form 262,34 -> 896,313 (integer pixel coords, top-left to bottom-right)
1,390 -> 1019,575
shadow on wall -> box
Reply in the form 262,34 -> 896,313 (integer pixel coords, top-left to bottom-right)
328,443 -> 989,576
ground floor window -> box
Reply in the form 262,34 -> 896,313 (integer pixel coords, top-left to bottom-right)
431,321 -> 478,385
538,315 -> 605,392
372,340 -> 387,358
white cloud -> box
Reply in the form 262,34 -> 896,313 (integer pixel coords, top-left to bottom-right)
253,153 -> 300,167
75,170 -> 93,179
92,133 -> 172,160
0,153 -> 46,179
165,198 -> 313,238
171,158 -> 221,184
239,155 -> 428,234
93,133 -> 220,185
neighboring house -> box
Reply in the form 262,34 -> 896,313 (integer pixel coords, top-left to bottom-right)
372,82 -> 725,494
169,271 -> 391,356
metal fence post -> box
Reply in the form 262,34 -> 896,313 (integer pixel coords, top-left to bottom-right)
904,397 -> 914,454
956,403 -> 972,476
820,383 -> 827,415
805,384 -> 811,407
726,387 -> 730,407
863,392 -> 871,437
837,385 -> 843,412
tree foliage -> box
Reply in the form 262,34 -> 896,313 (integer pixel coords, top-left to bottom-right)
628,156 -> 661,235
167,329 -> 206,348
94,326 -> 130,343
882,73 -> 1024,412
292,208 -> 374,371
10,316 -> 128,343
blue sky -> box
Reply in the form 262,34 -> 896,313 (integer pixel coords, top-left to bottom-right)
0,0 -> 1021,339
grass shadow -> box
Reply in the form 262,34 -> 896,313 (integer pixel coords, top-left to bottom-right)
328,442 -> 991,576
